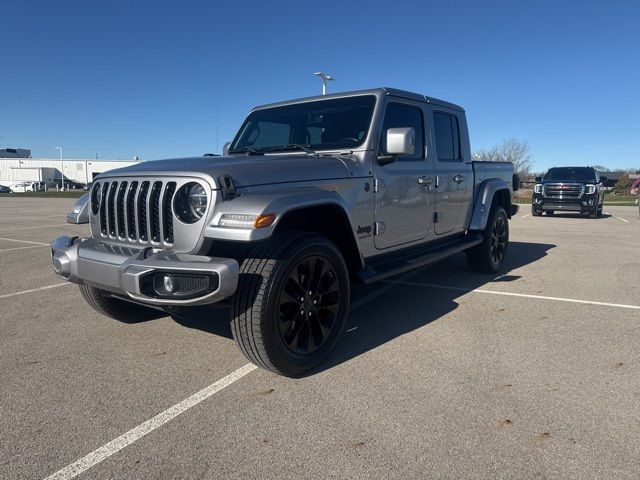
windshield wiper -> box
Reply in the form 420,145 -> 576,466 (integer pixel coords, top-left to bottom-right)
264,144 -> 317,156
229,147 -> 265,156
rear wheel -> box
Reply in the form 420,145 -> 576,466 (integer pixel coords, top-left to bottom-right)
467,205 -> 509,274
231,232 -> 350,377
79,284 -> 159,322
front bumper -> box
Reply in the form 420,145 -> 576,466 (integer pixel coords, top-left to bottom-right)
51,236 -> 239,306
532,194 -> 598,212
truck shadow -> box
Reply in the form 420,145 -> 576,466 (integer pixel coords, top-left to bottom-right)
314,240 -> 554,376
169,240 -> 554,375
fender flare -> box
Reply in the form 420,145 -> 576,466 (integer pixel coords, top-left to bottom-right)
203,188 -> 357,244
468,179 -> 511,231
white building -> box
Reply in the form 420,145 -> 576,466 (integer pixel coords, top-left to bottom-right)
0,158 -> 141,186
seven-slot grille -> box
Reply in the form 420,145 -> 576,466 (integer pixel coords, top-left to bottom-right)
543,183 -> 583,199
95,180 -> 177,245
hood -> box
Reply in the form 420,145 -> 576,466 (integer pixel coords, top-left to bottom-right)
101,154 -> 351,189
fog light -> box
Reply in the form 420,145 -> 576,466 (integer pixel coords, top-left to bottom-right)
163,274 -> 174,293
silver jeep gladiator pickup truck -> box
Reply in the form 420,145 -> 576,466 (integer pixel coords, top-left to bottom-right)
51,88 -> 518,377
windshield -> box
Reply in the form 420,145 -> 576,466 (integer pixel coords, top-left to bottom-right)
543,167 -> 596,182
229,95 -> 376,153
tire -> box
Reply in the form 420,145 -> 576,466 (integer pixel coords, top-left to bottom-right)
597,203 -> 603,217
79,284 -> 158,322
531,207 -> 542,216
231,232 -> 350,377
546,210 -> 554,215
467,205 -> 509,274
589,205 -> 599,219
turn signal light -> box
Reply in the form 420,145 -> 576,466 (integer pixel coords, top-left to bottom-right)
254,214 -> 276,228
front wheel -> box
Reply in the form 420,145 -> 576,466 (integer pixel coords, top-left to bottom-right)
231,232 -> 350,377
79,284 -> 159,322
467,205 -> 509,274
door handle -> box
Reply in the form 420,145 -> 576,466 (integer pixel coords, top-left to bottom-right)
453,174 -> 466,184
418,176 -> 433,186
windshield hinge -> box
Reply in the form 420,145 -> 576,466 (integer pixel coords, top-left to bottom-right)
218,175 -> 237,200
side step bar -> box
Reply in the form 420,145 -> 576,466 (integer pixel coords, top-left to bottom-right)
356,233 -> 483,284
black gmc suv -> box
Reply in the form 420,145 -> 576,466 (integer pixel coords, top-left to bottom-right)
532,166 -> 607,218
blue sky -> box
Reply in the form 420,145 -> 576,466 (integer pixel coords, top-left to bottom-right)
1,0 -> 638,172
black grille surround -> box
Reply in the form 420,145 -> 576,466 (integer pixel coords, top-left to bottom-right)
90,177 -> 211,250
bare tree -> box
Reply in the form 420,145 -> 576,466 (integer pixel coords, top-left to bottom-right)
474,138 -> 532,176
592,165 -> 610,172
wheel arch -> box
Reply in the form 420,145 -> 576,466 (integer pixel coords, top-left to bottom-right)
468,179 -> 513,231
203,189 -> 364,274
272,203 -> 363,274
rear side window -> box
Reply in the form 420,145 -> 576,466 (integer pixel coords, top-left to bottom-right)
380,103 -> 424,159
433,112 -> 462,161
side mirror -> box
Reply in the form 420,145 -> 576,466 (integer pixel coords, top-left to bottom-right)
223,141 -> 231,156
535,176 -> 542,182
599,176 -> 608,183
386,127 -> 415,156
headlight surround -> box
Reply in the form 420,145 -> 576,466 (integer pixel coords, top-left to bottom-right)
534,184 -> 543,194
174,182 -> 208,224
584,184 -> 596,195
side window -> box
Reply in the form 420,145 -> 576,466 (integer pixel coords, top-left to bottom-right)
380,103 -> 424,159
433,112 -> 462,161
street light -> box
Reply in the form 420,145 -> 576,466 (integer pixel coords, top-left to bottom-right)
313,72 -> 334,95
55,146 -> 64,191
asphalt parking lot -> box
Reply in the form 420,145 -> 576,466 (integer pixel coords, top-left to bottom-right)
1,197 -> 639,480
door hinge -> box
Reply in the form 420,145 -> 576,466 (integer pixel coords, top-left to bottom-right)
373,178 -> 385,193
433,212 -> 442,223
374,221 -> 386,236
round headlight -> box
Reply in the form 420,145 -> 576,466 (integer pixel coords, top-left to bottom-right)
90,182 -> 101,215
174,182 -> 208,223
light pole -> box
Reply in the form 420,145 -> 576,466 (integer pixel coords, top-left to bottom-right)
55,146 -> 64,191
313,72 -> 334,95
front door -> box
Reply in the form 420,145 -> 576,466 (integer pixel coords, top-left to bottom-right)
431,109 -> 473,235
373,101 -> 435,249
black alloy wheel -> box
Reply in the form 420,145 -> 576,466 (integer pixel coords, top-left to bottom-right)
231,232 -> 350,377
466,205 -> 509,274
277,255 -> 341,355
490,216 -> 508,265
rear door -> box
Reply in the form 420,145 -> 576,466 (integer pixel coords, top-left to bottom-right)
430,109 -> 473,234
373,101 -> 435,249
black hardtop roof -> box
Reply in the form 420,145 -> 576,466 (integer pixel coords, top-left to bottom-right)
252,87 -> 464,112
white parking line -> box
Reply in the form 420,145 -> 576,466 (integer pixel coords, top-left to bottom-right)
38,271 -> 422,480
520,213 -> 531,218
0,283 -> 73,300
0,236 -> 49,245
42,363 -> 257,480
0,244 -> 49,253
605,212 -> 630,223
385,280 -> 640,310
2,223 -> 72,232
